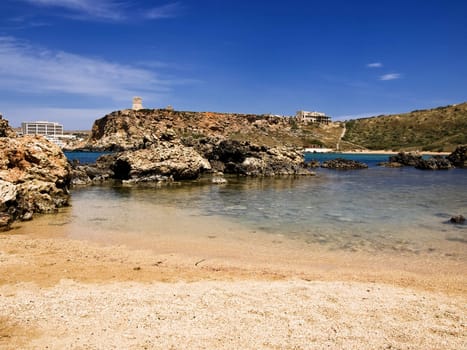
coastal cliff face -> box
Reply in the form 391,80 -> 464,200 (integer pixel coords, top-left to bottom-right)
79,108 -> 342,151
0,135 -> 71,230
70,109 -> 318,181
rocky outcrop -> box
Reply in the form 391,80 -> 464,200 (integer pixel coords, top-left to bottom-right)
388,152 -> 422,166
0,116 -> 17,138
72,109 -> 300,152
320,158 -> 368,170
206,140 -> 311,176
384,151 -> 457,170
450,215 -> 465,224
414,156 -> 453,170
0,135 -> 71,230
99,141 -> 211,183
447,145 -> 467,168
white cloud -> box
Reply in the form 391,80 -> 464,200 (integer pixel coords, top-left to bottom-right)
0,36 -> 173,99
19,0 -> 183,21
367,62 -> 383,68
20,0 -> 125,21
380,73 -> 402,81
145,2 -> 183,19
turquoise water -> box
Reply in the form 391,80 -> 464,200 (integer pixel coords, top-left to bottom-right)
65,152 -> 467,257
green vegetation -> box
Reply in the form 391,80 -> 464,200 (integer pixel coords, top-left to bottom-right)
342,103 -> 467,152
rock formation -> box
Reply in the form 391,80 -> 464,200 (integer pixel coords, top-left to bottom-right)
105,141 -> 211,182
447,145 -> 467,168
414,156 -> 453,170
70,108 -> 326,152
388,152 -> 423,166
68,109 -> 315,182
0,115 -> 16,138
0,135 -> 71,230
383,151 -> 457,170
205,140 -> 310,176
320,158 -> 368,170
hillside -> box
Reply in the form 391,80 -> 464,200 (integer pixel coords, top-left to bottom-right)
342,103 -> 467,152
74,109 -> 344,151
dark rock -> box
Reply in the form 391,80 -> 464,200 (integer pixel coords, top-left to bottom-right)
450,215 -> 465,224
207,140 -> 312,176
447,145 -> 467,168
306,160 -> 321,168
320,158 -> 368,170
415,156 -> 453,170
388,152 -> 422,166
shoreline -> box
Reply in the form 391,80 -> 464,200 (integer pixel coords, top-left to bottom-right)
337,150 -> 451,155
1,207 -> 466,349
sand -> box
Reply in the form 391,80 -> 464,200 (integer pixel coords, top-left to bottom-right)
1,223 -> 466,349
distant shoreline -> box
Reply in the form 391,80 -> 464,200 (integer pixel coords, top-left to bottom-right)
339,150 -> 451,156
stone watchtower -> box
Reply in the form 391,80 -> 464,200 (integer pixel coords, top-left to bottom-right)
132,97 -> 143,110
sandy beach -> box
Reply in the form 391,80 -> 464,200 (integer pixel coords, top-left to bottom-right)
1,210 -> 466,350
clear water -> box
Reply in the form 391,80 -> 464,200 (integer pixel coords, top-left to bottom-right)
63,152 -> 467,258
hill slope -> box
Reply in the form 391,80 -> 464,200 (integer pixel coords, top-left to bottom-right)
75,109 -> 344,151
342,103 -> 467,152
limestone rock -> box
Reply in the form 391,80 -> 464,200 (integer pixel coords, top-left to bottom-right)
447,145 -> 467,168
104,141 -> 211,182
0,117 -> 16,138
0,135 -> 71,228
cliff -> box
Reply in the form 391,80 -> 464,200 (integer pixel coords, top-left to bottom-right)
342,103 -> 467,152
76,109 -> 343,151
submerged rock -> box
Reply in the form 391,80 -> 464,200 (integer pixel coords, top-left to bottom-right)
320,158 -> 368,170
378,162 -> 403,168
450,215 -> 465,224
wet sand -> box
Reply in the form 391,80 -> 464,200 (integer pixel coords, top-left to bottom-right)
1,210 -> 466,349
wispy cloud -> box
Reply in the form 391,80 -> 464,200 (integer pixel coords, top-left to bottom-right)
380,73 -> 402,81
18,0 -> 183,22
0,36 -> 174,99
20,0 -> 125,21
367,62 -> 383,68
145,2 -> 184,19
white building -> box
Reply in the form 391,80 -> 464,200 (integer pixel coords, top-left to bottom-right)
295,110 -> 331,125
21,121 -> 64,137
21,121 -> 66,147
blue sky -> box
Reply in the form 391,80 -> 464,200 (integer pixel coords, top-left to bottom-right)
0,0 -> 466,129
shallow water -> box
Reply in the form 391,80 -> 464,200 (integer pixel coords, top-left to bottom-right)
21,153 -> 466,260
47,160 -> 466,260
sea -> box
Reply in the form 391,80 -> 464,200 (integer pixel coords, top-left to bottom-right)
59,151 -> 467,259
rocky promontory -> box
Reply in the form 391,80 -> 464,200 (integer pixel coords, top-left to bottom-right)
0,133 -> 71,230
70,109 -> 315,182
